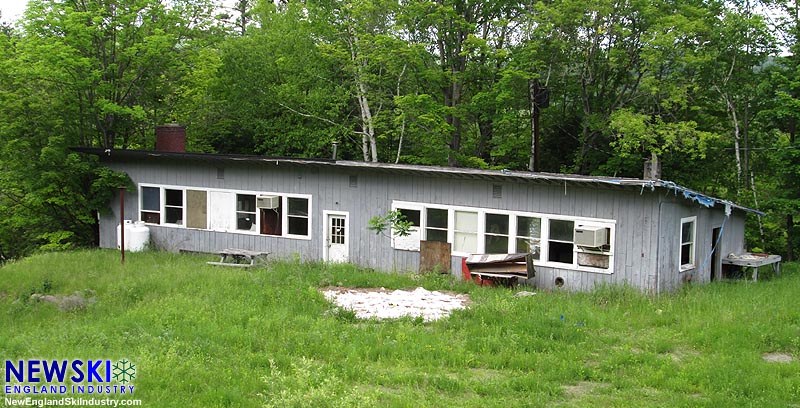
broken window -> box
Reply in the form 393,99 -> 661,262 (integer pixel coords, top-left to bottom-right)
140,186 -> 161,224
236,194 -> 256,231
516,216 -> 541,259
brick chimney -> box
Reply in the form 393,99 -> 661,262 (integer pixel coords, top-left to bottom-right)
155,124 -> 186,152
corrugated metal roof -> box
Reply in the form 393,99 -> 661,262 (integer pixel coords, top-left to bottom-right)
72,147 -> 763,215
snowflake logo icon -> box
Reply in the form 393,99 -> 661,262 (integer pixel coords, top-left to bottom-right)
112,359 -> 136,384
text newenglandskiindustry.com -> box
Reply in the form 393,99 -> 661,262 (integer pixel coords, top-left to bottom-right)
4,397 -> 142,406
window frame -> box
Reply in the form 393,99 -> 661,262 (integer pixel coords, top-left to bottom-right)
163,188 -> 185,226
392,206 -> 423,251
139,185 -> 162,225
391,200 -> 615,274
137,183 -> 312,240
680,216 -> 697,271
484,212 -> 512,254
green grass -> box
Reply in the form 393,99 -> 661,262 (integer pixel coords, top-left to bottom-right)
1,250 -> 799,407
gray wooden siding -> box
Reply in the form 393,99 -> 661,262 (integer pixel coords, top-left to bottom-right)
655,195 -> 748,293
98,159 -> 745,293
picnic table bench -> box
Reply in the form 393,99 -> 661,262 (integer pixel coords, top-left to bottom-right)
207,248 -> 270,268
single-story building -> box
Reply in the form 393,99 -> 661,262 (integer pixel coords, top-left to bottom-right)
76,128 -> 762,294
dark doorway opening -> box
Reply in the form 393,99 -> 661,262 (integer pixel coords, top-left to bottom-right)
710,227 -> 721,282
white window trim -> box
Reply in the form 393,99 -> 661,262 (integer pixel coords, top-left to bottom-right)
680,216 -> 697,271
391,200 -> 616,274
139,185 -> 162,223
162,188 -> 185,226
391,205 -> 423,251
137,183 -> 312,240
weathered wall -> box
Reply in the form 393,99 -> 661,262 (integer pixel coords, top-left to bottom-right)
99,158 -> 742,293
655,194 -> 748,293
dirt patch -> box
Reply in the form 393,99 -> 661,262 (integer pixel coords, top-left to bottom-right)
763,352 -> 794,363
563,381 -> 610,398
321,287 -> 470,321
668,347 -> 701,363
30,290 -> 96,311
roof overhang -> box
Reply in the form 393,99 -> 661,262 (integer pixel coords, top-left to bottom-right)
72,148 -> 764,216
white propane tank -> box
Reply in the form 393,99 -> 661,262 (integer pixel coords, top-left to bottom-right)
116,220 -> 132,250
117,220 -> 150,252
128,221 -> 150,252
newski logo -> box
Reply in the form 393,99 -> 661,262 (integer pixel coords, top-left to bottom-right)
4,359 -> 136,396
6,360 -> 113,383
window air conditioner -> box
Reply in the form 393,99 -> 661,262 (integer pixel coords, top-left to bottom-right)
256,195 -> 280,209
575,225 -> 608,248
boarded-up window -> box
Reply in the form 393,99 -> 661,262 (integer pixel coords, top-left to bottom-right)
164,189 -> 183,225
425,208 -> 448,242
287,197 -> 309,236
140,186 -> 161,224
548,219 -> 574,264
186,190 -> 207,229
485,213 -> 509,254
516,216 -> 541,260
209,191 -> 234,231
454,210 -> 478,253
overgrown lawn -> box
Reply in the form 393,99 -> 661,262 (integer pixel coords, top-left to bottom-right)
1,250 -> 798,407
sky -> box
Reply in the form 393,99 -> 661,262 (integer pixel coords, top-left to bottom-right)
0,0 -> 27,23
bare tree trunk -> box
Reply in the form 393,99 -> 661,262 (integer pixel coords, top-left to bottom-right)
395,115 -> 405,164
750,171 -> 765,246
348,29 -> 378,162
721,92 -> 743,191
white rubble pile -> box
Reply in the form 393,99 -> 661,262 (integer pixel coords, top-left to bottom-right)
322,287 -> 469,321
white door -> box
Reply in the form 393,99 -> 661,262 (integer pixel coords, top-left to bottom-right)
324,212 -> 349,263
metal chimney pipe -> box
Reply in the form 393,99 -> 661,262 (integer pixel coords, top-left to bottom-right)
332,142 -> 339,160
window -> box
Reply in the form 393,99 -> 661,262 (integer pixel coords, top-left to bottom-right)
453,210 -> 478,253
186,190 -> 208,229
140,186 -> 161,224
164,189 -> 184,225
516,216 -> 541,259
394,208 -> 422,251
680,217 -> 696,269
287,197 -> 309,236
548,219 -> 574,264
236,194 -> 256,231
397,208 -> 421,227
392,201 -> 617,272
485,213 -> 510,254
426,208 -> 448,242
260,198 -> 282,236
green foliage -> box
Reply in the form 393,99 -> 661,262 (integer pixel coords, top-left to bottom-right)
0,0 -> 797,257
367,210 -> 412,237
1,251 -> 800,406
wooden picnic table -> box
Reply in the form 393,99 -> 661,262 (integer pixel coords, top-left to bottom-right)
207,248 -> 270,268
